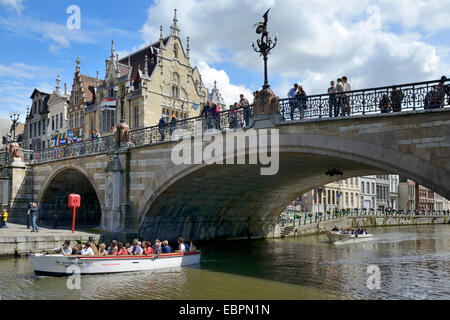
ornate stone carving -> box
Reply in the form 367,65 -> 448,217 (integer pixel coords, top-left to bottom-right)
115,121 -> 131,143
9,142 -> 23,160
253,87 -> 280,116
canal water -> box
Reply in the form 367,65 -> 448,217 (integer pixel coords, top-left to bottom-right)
0,224 -> 449,300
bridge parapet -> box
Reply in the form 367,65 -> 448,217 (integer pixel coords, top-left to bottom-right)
29,78 -> 449,165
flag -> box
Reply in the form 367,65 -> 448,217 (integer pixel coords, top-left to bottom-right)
192,103 -> 199,111
101,98 -> 117,110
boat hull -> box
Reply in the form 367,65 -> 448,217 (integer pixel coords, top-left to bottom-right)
327,233 -> 373,243
29,251 -> 201,276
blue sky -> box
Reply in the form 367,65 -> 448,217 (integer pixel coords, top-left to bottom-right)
1,0 -> 449,123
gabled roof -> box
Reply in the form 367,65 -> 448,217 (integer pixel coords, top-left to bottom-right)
79,74 -> 97,104
30,88 -> 50,99
118,37 -> 170,80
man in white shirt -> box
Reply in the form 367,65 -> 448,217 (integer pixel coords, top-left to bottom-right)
177,238 -> 186,253
81,242 -> 94,256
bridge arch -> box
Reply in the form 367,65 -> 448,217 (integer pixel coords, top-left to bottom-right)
137,123 -> 449,241
38,165 -> 103,228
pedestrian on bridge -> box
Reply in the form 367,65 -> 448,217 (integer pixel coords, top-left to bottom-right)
328,81 -> 336,118
239,94 -> 250,126
158,116 -> 167,142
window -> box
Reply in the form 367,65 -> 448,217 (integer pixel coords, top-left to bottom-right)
74,112 -> 79,128
372,183 -> 375,194
74,92 -> 79,106
69,114 -> 74,130
351,193 -> 354,207
52,116 -> 55,130
81,112 -> 85,127
133,105 -> 139,128
38,121 -> 41,136
42,141 -> 45,149
29,124 -> 33,138
56,116 -> 59,130
361,182 -> 364,194
102,110 -> 116,133
42,119 -> 46,135
172,86 -> 179,99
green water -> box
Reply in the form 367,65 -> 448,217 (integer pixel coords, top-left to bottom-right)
0,224 -> 449,300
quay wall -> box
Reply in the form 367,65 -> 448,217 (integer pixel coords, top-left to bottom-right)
0,233 -> 100,257
273,216 -> 450,239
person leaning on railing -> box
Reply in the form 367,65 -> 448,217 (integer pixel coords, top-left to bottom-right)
379,94 -> 391,114
390,86 -> 405,112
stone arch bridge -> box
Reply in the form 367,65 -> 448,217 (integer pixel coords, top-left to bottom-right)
1,79 -> 449,240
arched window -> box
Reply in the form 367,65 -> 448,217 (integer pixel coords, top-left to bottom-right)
172,86 -> 179,99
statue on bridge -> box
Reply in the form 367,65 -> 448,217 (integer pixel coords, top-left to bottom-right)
2,132 -> 24,162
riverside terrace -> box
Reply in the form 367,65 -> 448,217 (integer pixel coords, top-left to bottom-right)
3,77 -> 448,165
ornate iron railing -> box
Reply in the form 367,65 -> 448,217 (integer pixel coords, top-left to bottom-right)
0,151 -> 7,167
130,106 -> 254,146
30,78 -> 449,164
280,78 -> 450,121
32,135 -> 116,163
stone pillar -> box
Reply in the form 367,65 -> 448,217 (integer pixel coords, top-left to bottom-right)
6,158 -> 31,222
103,153 -> 125,232
249,87 -> 283,129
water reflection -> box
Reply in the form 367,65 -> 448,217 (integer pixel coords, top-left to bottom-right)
0,224 -> 448,300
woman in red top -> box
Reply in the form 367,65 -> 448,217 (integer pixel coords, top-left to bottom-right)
116,242 -> 129,256
143,241 -> 154,255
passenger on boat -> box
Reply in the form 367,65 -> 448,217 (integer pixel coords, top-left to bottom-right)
332,226 -> 339,232
51,240 -> 72,255
162,240 -> 172,253
133,241 -> 143,255
189,241 -> 197,252
81,242 -> 94,256
107,240 -> 118,254
91,242 -> 99,255
73,244 -> 82,255
98,243 -> 109,256
177,238 -> 186,252
143,241 -> 154,255
154,240 -> 162,255
116,242 -> 129,255
125,242 -> 132,255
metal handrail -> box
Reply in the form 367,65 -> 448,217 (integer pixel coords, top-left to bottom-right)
31,77 -> 449,164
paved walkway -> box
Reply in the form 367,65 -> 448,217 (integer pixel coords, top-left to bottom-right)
0,223 -> 98,238
0,223 -> 101,256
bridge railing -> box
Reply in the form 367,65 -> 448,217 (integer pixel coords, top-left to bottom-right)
129,106 -> 254,147
31,78 -> 449,163
280,78 -> 450,121
0,151 -> 7,167
278,207 -> 450,227
31,135 -> 116,164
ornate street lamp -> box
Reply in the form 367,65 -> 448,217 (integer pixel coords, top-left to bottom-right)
252,9 -> 278,89
9,111 -> 20,141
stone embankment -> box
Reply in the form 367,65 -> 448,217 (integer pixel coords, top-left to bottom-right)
273,215 -> 450,238
0,223 -> 100,256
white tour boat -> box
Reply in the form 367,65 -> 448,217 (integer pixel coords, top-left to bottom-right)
29,251 -> 201,276
327,232 -> 373,243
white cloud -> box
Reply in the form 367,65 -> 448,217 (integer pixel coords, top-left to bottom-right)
140,0 -> 450,97
197,61 -> 253,106
0,0 -> 25,14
